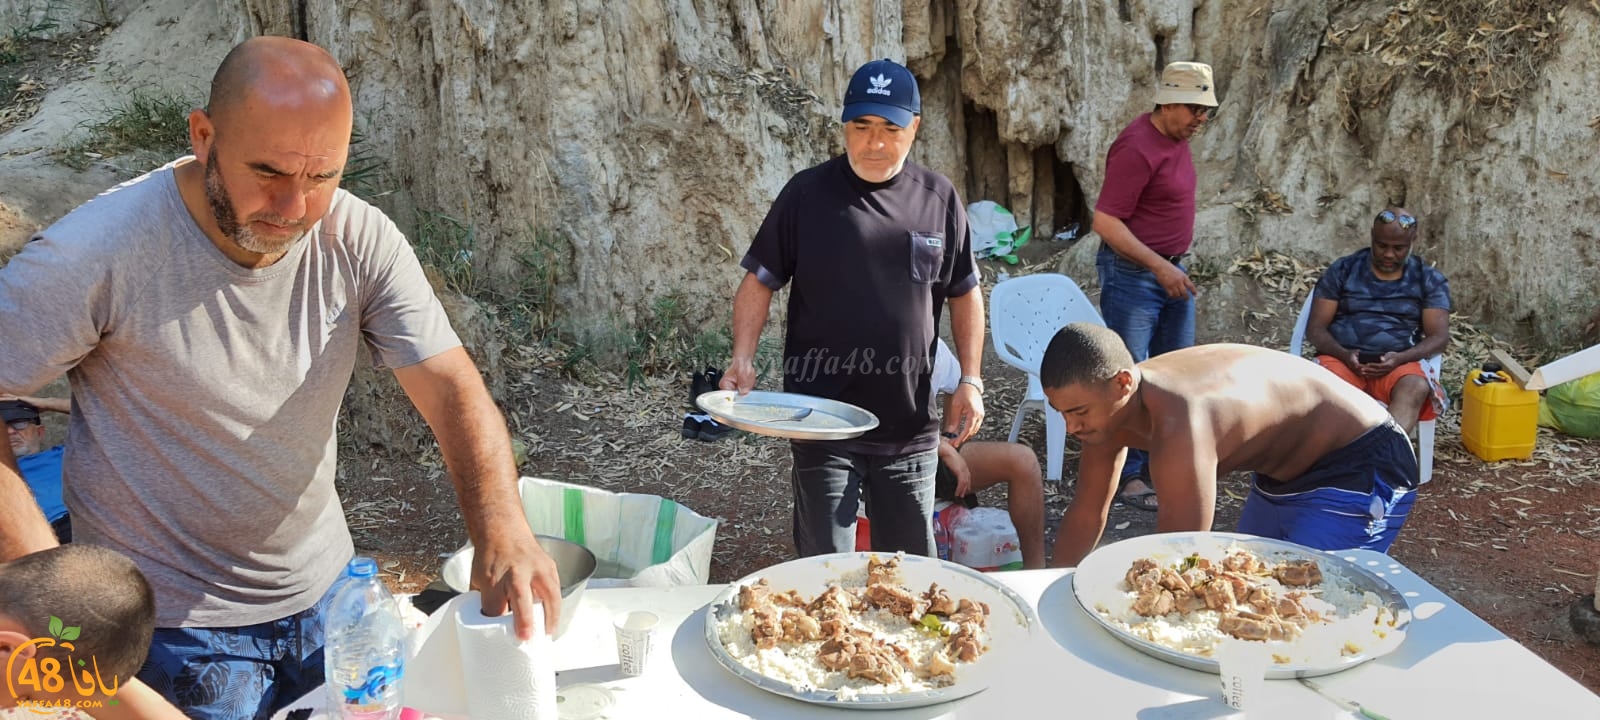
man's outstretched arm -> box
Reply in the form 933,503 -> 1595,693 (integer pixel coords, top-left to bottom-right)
394,347 -> 561,640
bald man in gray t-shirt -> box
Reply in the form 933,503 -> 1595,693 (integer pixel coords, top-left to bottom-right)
0,37 -> 559,718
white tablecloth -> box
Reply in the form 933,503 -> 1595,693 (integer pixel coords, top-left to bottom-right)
277,549 -> 1599,718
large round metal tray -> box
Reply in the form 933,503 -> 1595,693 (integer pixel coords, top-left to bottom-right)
1069,532 -> 1410,679
695,390 -> 879,440
703,552 -> 1039,709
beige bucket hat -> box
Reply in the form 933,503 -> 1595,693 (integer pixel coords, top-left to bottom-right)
1154,62 -> 1218,106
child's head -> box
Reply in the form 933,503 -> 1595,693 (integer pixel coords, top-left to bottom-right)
0,545 -> 155,705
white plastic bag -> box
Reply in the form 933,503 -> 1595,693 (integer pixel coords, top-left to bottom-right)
444,477 -> 718,590
948,506 -> 1023,571
966,201 -> 1017,260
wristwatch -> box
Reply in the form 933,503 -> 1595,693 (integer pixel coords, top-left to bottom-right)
958,375 -> 985,394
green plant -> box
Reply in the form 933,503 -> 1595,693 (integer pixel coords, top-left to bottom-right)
1186,254 -> 1224,285
340,124 -> 390,201
0,7 -> 58,65
64,89 -> 192,166
410,209 -> 478,296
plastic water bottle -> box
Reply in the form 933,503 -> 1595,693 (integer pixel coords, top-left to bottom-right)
933,510 -> 952,561
325,557 -> 407,719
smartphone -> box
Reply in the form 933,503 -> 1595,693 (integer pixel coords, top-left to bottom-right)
1357,351 -> 1384,364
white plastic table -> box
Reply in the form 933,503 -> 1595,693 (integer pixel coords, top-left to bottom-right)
276,549 -> 1599,718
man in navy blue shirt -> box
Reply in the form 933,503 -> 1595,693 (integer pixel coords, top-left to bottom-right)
721,59 -> 986,560
2,398 -> 70,542
1305,207 -> 1451,434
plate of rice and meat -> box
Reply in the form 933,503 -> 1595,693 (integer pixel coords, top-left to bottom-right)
705,552 -> 1039,708
1071,532 -> 1411,679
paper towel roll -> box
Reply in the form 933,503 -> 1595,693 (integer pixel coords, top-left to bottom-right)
455,599 -> 558,720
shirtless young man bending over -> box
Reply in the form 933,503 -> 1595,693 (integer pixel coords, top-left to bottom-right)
1040,323 -> 1418,568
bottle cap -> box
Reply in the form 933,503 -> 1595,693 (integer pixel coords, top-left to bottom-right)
347,556 -> 378,578
1482,360 -> 1503,373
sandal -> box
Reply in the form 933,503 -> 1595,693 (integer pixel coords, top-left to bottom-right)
1115,475 -> 1159,512
1117,489 -> 1159,512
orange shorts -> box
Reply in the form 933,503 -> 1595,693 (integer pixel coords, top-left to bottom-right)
1316,356 -> 1438,421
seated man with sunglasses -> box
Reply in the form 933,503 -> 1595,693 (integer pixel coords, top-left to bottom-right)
1304,207 -> 1451,434
2,397 -> 72,543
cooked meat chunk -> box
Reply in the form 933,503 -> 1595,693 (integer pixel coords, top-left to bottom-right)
866,582 -> 925,620
1202,577 -> 1237,611
752,606 -> 783,649
1132,588 -> 1176,617
924,583 -> 958,616
846,642 -> 905,684
947,625 -> 986,662
1222,550 -> 1263,575
867,555 -> 901,586
1132,568 -> 1164,594
780,608 -> 823,642
1158,568 -> 1193,595
1273,559 -> 1323,587
810,585 -> 858,616
738,579 -> 771,612
1125,558 -> 1160,587
1244,586 -> 1277,614
1218,613 -> 1272,641
950,598 -> 990,629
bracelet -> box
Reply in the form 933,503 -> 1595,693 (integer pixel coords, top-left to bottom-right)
958,376 -> 985,394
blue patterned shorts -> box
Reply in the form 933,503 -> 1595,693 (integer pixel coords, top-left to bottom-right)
137,581 -> 340,720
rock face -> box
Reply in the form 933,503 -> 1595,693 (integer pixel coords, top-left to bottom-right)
5,0 -> 1598,344
254,0 -> 1595,346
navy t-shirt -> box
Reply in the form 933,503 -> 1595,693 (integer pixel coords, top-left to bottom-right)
1314,248 -> 1451,354
741,155 -> 976,454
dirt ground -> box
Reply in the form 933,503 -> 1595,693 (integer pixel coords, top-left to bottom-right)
349,266 -> 1600,696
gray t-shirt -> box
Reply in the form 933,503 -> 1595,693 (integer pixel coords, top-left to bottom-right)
0,160 -> 461,627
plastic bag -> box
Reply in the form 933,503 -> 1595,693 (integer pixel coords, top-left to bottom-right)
444,477 -> 719,590
966,201 -> 1031,264
948,506 -> 1023,572
1539,373 -> 1600,438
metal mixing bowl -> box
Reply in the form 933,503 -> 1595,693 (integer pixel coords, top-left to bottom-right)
440,534 -> 597,639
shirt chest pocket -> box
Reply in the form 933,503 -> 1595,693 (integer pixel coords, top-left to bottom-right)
908,231 -> 944,284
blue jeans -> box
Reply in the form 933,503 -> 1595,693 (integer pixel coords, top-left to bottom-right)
138,577 -> 343,719
790,442 -> 937,557
1097,245 -> 1196,481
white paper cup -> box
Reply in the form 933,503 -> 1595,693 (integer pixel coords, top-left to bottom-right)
614,610 -> 659,676
1216,638 -> 1271,710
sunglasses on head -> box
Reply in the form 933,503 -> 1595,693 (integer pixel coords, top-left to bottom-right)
1375,210 -> 1417,230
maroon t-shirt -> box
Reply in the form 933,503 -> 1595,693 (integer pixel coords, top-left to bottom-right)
1093,113 -> 1197,256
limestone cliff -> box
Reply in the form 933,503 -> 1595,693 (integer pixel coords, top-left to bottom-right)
4,0 -> 1597,345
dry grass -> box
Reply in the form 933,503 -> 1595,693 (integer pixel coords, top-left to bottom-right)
1328,0 -> 1586,128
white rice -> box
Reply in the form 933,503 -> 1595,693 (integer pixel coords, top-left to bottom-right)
1092,548 -> 1402,667
714,565 -> 986,698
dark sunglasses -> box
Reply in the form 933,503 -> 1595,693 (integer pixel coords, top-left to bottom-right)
1375,210 -> 1417,230
1184,103 -> 1216,118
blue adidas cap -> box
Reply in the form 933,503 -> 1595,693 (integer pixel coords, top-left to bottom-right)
840,58 -> 920,128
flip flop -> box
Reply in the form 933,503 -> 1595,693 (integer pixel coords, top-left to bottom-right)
1116,489 -> 1159,512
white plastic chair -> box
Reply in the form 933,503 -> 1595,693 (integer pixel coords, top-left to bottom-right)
989,274 -> 1106,482
1288,294 -> 1437,483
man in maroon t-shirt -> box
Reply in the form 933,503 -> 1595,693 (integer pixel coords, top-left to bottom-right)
1090,61 -> 1218,511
